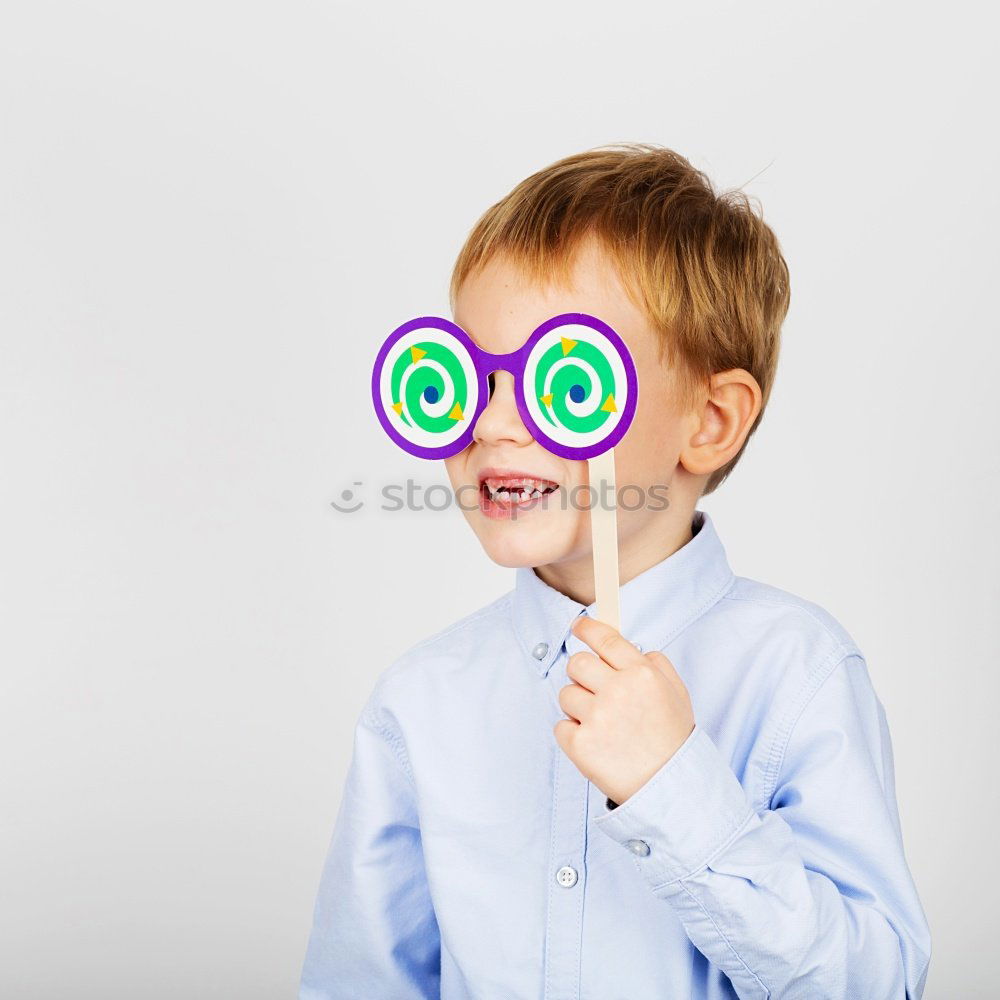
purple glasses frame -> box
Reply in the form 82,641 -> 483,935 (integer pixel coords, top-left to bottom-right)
371,311 -> 639,461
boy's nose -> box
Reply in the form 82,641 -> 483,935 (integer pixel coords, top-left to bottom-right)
473,371 -> 533,448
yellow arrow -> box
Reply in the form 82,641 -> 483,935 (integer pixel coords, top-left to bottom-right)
560,337 -> 577,355
410,346 -> 427,363
540,393 -> 553,406
448,402 -> 464,420
392,401 -> 403,414
601,393 -> 617,413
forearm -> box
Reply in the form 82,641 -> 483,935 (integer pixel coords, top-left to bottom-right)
655,807 -> 911,998
592,722 -> 929,999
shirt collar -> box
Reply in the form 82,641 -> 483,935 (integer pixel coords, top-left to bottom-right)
511,510 -> 735,677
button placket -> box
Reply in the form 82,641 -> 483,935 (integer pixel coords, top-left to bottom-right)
544,641 -> 589,1000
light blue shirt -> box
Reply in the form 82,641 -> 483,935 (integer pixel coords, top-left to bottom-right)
300,511 -> 931,999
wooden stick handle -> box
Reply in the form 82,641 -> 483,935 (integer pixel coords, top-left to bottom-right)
588,448 -> 620,632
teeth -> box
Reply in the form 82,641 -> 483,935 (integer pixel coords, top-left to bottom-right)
487,485 -> 555,503
482,477 -> 558,505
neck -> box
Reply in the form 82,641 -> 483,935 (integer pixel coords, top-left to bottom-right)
534,502 -> 697,608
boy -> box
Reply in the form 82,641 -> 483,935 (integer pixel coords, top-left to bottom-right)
300,144 -> 932,998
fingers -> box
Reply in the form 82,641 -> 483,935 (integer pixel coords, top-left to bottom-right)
557,679 -> 594,722
646,649 -> 682,685
553,716 -> 577,752
565,651 -> 614,693
570,615 -> 646,670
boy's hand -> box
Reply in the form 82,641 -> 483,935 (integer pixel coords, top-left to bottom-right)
554,616 -> 695,806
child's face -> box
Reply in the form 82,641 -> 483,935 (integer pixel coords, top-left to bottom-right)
445,235 -> 696,581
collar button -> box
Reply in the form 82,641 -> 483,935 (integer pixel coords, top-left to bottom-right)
531,641 -> 549,660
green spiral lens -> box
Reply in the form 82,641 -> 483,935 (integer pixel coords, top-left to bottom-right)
534,336 -> 616,433
390,340 -> 468,431
523,324 -> 629,453
376,324 -> 479,454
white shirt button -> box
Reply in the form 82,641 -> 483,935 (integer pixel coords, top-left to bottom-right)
626,839 -> 651,857
532,641 -> 549,660
555,865 -> 578,887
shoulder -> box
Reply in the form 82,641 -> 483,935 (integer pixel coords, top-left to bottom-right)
385,588 -> 514,676
719,574 -> 861,661
707,576 -> 882,806
362,588 -> 514,726
707,574 -> 869,736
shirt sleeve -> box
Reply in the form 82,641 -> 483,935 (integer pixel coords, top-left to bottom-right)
589,653 -> 932,999
299,698 -> 441,999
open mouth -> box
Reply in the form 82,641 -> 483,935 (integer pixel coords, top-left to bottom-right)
478,473 -> 560,519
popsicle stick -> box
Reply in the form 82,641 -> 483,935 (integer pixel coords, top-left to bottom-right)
588,448 -> 620,632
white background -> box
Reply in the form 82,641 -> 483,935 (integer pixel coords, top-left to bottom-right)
1,2 -> 997,997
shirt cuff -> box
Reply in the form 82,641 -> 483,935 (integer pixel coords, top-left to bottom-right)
590,723 -> 755,887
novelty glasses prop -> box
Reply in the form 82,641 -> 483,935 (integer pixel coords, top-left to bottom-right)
372,312 -> 639,629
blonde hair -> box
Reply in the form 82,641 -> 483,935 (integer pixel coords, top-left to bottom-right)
448,143 -> 790,494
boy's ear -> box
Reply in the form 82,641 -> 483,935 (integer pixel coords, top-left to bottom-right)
679,369 -> 763,478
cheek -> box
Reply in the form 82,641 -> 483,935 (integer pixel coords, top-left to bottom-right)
442,457 -> 467,492
563,461 -> 589,492
615,413 -> 682,488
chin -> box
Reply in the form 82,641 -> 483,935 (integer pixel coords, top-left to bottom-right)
475,524 -> 577,570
